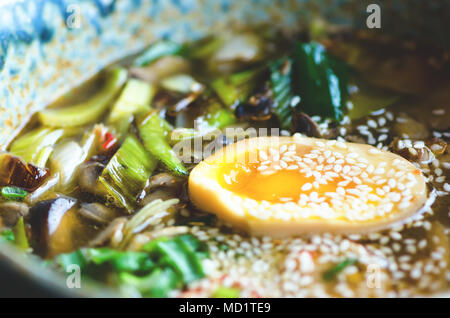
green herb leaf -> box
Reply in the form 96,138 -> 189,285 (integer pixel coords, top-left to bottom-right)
57,250 -> 87,270
144,238 -> 204,284
1,186 -> 28,201
292,41 -> 348,121
322,258 -> 357,282
270,57 -> 299,129
0,229 -> 15,243
176,234 -> 209,259
120,267 -> 180,298
86,248 -> 154,272
55,235 -> 207,298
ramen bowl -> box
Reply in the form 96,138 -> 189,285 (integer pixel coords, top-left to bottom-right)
0,0 -> 449,297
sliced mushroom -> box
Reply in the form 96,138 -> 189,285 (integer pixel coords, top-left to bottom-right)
140,190 -> 177,207
0,202 -> 29,227
28,197 -> 79,257
89,216 -> 127,248
291,112 -> 321,137
139,173 -> 185,207
439,152 -> 450,168
78,203 -> 118,225
426,138 -> 447,156
147,173 -> 185,191
78,161 -> 106,196
0,154 -> 49,191
390,138 -> 435,165
236,85 -> 273,121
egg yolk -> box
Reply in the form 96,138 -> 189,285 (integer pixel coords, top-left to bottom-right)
220,162 -> 349,204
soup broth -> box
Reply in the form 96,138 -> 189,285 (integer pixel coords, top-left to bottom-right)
1,28 -> 449,298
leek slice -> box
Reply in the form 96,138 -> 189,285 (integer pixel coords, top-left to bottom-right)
133,41 -> 185,67
9,127 -> 64,167
12,217 -> 29,251
139,114 -> 188,176
31,146 -> 53,168
211,68 -> 261,108
187,36 -> 224,59
160,74 -> 202,94
108,79 -> 155,124
38,68 -> 127,127
50,141 -> 86,191
49,126 -> 100,191
205,107 -> 236,129
99,135 -> 157,212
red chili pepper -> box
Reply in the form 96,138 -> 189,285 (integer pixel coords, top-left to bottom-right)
102,132 -> 117,151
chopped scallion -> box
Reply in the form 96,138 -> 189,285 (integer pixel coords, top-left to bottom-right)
322,258 -> 357,282
212,286 -> 241,298
1,186 -> 28,201
138,113 -> 188,176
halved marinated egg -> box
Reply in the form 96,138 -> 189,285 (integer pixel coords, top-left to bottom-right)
188,135 -> 427,237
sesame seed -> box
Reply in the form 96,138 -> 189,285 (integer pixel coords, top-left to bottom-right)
378,117 -> 386,126
367,119 -> 377,128
390,232 -> 402,240
435,176 -> 445,183
408,148 -> 418,156
378,134 -> 388,142
432,109 -> 445,115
